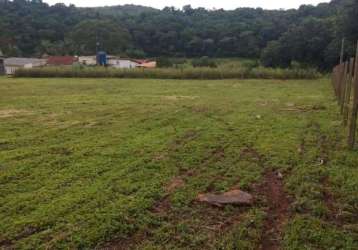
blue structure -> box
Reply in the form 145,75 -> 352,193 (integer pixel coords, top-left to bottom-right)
97,51 -> 107,66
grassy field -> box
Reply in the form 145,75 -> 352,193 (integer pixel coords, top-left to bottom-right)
0,77 -> 357,249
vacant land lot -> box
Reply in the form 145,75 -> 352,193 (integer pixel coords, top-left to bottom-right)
0,78 -> 357,249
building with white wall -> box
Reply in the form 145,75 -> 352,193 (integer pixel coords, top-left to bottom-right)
4,58 -> 47,75
107,58 -> 139,69
78,56 -> 97,66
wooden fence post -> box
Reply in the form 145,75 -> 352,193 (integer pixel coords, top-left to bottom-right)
348,41 -> 358,149
343,58 -> 355,126
337,64 -> 342,104
338,63 -> 346,105
331,66 -> 336,96
340,38 -> 345,64
333,66 -> 340,98
332,66 -> 338,97
337,65 -> 342,99
340,62 -> 348,114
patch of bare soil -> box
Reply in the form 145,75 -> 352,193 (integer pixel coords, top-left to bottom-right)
151,176 -> 186,214
258,170 -> 290,250
170,129 -> 198,151
152,145 -> 228,214
165,177 -> 185,193
0,239 -> 12,250
197,189 -> 253,207
240,146 -> 264,163
97,230 -> 148,250
0,226 -> 43,249
191,106 -> 209,113
279,104 -> 326,112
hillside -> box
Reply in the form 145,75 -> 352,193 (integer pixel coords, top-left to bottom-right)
0,0 -> 357,69
91,4 -> 159,16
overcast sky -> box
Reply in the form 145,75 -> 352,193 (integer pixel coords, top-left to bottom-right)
44,0 -> 329,10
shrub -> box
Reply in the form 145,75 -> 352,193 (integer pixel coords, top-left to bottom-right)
126,49 -> 146,58
172,58 -> 187,65
191,56 -> 217,68
14,66 -> 321,80
157,57 -> 174,68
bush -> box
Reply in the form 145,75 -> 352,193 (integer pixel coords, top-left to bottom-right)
126,49 -> 146,58
261,41 -> 290,68
157,57 -> 174,68
191,56 -> 217,68
14,65 -> 321,80
172,58 -> 187,65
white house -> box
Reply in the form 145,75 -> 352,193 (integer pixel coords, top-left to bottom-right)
78,56 -> 97,66
4,58 -> 47,75
107,58 -> 139,69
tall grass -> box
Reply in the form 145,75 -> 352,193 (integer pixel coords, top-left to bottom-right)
14,66 -> 321,79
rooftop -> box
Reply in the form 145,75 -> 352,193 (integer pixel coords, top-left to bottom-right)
4,58 -> 47,66
47,56 -> 78,66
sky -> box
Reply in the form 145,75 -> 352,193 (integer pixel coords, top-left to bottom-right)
44,0 -> 330,10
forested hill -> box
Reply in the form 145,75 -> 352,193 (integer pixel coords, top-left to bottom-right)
0,0 -> 357,69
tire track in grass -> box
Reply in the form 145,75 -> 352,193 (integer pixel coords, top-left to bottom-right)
99,139 -> 263,249
98,155 -> 228,249
321,176 -> 344,227
99,112 -> 266,249
258,170 -> 290,250
98,130 -> 229,249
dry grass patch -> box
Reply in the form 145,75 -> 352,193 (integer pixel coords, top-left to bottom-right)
0,109 -> 33,118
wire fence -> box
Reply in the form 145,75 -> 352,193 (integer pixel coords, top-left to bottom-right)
332,41 -> 358,149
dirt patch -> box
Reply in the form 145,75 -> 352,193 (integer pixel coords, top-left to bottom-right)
200,145 -> 226,165
0,239 -> 12,249
151,177 -> 186,214
98,230 -> 148,250
0,226 -> 44,249
191,106 -> 209,113
170,129 -> 198,151
240,146 -> 264,164
0,109 -> 33,118
279,104 -> 326,113
165,177 -> 185,193
258,170 -> 290,250
152,173 -> 191,214
197,189 -> 253,207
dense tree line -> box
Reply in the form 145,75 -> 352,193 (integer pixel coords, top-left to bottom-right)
0,0 -> 357,69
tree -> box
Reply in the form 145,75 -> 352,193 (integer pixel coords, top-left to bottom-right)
0,0 -> 354,70
68,20 -> 133,55
341,0 -> 358,42
261,17 -> 333,69
261,41 -> 290,67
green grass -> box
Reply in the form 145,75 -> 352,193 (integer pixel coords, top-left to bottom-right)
0,78 -> 357,249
